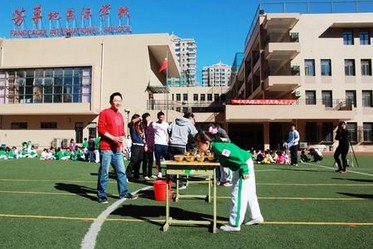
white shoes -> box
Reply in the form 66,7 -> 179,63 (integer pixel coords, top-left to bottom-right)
220,225 -> 241,232
144,176 -> 150,181
157,172 -> 163,178
245,217 -> 264,226
178,185 -> 187,190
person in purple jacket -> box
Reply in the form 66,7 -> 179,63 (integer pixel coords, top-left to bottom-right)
142,113 -> 156,180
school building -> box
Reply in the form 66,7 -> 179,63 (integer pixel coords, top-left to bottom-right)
226,10 -> 373,151
0,34 -> 181,148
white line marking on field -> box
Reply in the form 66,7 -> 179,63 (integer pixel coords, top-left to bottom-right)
81,186 -> 152,249
304,162 -> 373,177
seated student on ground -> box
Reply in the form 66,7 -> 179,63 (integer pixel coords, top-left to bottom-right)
261,150 -> 273,164
19,148 -> 28,158
300,149 -> 311,163
48,148 -> 56,160
0,148 -> 8,160
61,148 -> 72,160
40,149 -> 49,160
256,150 -> 265,163
28,146 -> 38,158
7,147 -> 15,160
55,148 -> 64,160
11,146 -> 20,159
309,148 -> 323,163
72,146 -> 85,161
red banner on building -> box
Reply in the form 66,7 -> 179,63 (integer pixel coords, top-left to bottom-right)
231,99 -> 297,105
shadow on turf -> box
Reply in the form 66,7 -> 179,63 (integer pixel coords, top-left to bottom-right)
54,183 -> 116,201
332,177 -> 373,183
337,192 -> 373,200
111,204 -> 228,231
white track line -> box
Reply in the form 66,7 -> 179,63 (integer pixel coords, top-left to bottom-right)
81,186 -> 152,249
303,162 -> 373,177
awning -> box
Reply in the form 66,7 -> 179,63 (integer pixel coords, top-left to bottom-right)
146,85 -> 170,94
329,22 -> 373,28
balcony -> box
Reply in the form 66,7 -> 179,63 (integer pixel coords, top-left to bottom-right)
263,33 -> 300,61
263,75 -> 300,91
262,13 -> 300,31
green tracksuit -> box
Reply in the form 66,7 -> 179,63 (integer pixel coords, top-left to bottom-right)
210,142 -> 252,175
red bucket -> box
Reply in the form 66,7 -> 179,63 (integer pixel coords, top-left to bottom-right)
153,180 -> 172,202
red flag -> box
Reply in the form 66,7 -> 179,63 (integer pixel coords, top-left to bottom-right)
159,58 -> 168,73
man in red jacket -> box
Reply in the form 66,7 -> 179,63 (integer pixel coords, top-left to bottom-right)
97,92 -> 137,203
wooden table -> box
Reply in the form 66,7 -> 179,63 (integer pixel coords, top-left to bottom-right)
162,160 -> 220,233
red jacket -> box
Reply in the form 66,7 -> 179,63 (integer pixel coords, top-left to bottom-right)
98,107 -> 125,151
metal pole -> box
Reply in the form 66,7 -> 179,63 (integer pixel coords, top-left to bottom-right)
166,50 -> 169,122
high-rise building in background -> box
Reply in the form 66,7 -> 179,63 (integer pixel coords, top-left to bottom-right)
169,34 -> 197,86
202,62 -> 231,87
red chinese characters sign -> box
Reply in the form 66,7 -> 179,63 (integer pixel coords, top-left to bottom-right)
231,99 -> 297,105
10,4 -> 131,38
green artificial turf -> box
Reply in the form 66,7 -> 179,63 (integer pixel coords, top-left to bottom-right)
0,156 -> 372,248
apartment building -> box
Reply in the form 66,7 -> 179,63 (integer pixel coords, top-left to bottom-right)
170,34 -> 197,86
202,62 -> 232,87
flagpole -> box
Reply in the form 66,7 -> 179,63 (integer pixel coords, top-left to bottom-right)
166,50 -> 169,122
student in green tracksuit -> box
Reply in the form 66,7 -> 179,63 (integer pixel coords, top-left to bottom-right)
195,130 -> 264,232
0,149 -> 7,159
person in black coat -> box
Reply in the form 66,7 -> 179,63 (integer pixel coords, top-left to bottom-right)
334,121 -> 350,173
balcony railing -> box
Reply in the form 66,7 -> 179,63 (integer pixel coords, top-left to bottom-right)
294,98 -> 354,110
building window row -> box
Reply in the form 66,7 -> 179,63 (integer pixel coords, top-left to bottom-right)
305,90 -> 373,108
343,29 -> 371,45
304,59 -> 372,76
305,122 -> 373,143
0,67 -> 91,104
10,122 -> 58,130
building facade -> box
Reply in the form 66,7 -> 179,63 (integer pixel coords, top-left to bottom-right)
0,34 -> 180,148
202,62 -> 232,87
227,11 -> 373,151
170,34 -> 197,86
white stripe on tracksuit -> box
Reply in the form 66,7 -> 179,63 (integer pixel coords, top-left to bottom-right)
229,158 -> 262,227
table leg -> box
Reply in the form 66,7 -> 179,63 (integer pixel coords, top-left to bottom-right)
175,174 -> 179,202
208,172 -> 211,203
164,178 -> 170,232
213,169 -> 217,233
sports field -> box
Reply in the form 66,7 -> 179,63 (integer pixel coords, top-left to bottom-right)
0,156 -> 372,248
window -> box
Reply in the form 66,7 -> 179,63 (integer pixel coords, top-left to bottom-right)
11,122 -> 27,129
193,94 -> 198,101
346,90 -> 357,107
321,59 -> 332,76
176,94 -> 181,101
359,30 -> 370,45
363,123 -> 373,142
88,122 -> 97,139
41,122 -> 57,129
322,122 -> 334,142
362,90 -> 373,107
343,30 -> 354,45
172,94 -> 174,101
214,94 -> 219,101
361,59 -> 372,76
200,94 -> 206,101
347,123 -> 357,142
207,94 -> 213,101
322,91 -> 333,108
183,94 -> 188,102
0,67 -> 91,105
304,59 -> 315,76
306,122 -> 318,142
344,59 -> 355,76
305,91 -> 316,105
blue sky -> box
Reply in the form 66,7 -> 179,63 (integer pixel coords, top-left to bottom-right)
0,0 -> 258,83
